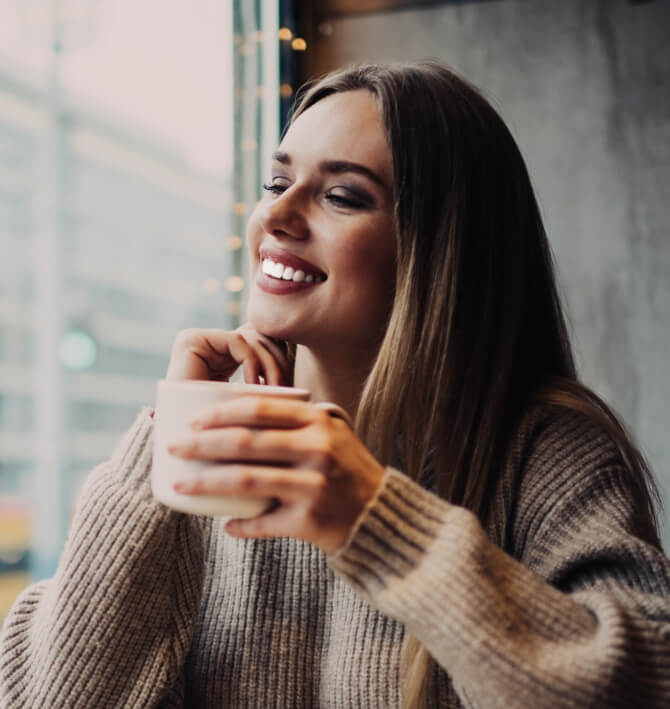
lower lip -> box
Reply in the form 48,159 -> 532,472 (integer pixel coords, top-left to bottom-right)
255,269 -> 325,294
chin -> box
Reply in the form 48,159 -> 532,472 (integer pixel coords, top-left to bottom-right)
246,305 -> 296,343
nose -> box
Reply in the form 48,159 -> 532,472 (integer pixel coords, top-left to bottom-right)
258,187 -> 309,241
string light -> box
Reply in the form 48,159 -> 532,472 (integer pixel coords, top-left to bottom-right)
239,44 -> 253,56
234,203 -> 248,216
251,31 -> 263,42
280,83 -> 293,98
278,27 -> 292,40
227,235 -> 243,250
227,301 -> 241,315
318,22 -> 333,37
225,276 -> 245,293
60,330 -> 97,371
241,138 -> 258,152
291,38 -> 307,51
203,278 -> 221,293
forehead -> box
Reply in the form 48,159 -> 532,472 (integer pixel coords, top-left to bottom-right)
280,90 -> 391,179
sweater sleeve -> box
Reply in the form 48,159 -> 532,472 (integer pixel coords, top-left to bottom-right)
328,411 -> 670,708
0,408 -> 207,709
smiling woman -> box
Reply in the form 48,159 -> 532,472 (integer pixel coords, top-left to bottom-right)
1,61 -> 670,709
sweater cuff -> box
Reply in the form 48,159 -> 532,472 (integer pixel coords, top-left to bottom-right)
328,467 -> 451,594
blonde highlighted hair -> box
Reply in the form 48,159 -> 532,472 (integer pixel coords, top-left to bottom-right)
286,62 -> 661,708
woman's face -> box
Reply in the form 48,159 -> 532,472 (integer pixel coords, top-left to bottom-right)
245,89 -> 396,354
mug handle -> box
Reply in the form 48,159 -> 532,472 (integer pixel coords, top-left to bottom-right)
314,401 -> 353,428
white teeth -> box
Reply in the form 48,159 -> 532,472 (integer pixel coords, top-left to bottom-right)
261,258 -> 322,284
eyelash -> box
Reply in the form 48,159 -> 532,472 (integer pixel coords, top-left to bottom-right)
261,183 -> 365,209
262,183 -> 285,196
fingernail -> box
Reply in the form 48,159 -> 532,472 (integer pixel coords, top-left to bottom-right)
189,418 -> 204,430
173,480 -> 190,492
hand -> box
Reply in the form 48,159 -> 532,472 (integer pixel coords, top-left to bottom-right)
165,323 -> 291,384
167,396 -> 387,554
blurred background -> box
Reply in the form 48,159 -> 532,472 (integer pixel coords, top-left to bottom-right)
1,0 -> 668,621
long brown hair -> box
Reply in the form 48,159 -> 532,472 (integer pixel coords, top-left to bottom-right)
286,61 -> 661,707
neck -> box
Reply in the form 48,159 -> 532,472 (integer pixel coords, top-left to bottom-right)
293,343 -> 376,423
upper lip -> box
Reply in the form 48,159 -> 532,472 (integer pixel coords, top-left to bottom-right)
259,246 -> 326,277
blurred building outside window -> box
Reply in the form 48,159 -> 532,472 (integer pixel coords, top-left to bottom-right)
0,0 -> 284,622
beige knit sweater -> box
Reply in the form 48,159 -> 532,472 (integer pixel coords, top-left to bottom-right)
1,404 -> 670,708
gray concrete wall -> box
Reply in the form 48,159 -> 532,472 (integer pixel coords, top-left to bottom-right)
311,0 -> 670,548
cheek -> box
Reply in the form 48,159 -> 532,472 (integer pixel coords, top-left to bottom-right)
338,215 -> 394,264
335,238 -> 395,313
344,224 -> 395,287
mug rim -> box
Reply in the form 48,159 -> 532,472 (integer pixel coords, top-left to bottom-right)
157,378 -> 310,398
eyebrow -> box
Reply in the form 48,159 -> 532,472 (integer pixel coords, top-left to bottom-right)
271,150 -> 387,190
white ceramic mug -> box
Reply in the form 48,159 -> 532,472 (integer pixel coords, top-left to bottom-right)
151,379 -> 351,517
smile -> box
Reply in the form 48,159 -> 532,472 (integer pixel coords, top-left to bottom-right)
261,258 -> 326,283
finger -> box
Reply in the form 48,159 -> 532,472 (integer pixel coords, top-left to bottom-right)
242,357 -> 261,385
246,337 -> 288,386
224,333 -> 261,384
228,334 -> 285,386
225,504 -> 300,540
255,339 -> 291,385
168,426 -> 305,464
195,330 -> 255,377
166,329 -> 225,381
251,346 -> 283,386
237,324 -> 291,385
189,397 -> 321,431
166,329 -> 258,382
172,464 -> 321,498
228,331 -> 283,386
257,336 -> 290,371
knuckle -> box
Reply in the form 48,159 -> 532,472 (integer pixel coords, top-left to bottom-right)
315,430 -> 336,459
203,407 -> 220,426
174,328 -> 199,347
235,429 -> 256,452
311,448 -> 335,472
314,409 -> 332,427
179,438 -> 199,457
237,470 -> 256,492
300,427 -> 323,457
231,333 -> 248,348
308,474 -> 329,501
249,397 -> 271,418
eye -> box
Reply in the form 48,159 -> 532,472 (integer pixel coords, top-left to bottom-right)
326,188 -> 370,210
262,182 -> 287,196
263,177 -> 289,195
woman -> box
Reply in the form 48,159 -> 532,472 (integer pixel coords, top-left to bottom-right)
2,62 -> 669,708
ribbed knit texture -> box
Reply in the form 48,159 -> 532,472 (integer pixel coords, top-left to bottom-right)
1,404 -> 669,707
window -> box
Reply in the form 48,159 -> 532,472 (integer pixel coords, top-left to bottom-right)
0,0 -> 284,620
